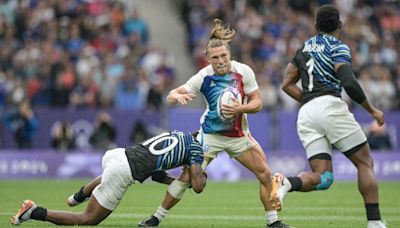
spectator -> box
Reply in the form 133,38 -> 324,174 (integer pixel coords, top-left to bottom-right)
367,121 -> 392,151
3,100 -> 38,149
129,121 -> 149,144
89,112 -> 116,150
123,8 -> 149,43
51,120 -> 75,151
146,81 -> 163,111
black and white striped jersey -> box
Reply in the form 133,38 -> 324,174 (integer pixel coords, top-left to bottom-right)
125,130 -> 204,182
292,33 -> 351,105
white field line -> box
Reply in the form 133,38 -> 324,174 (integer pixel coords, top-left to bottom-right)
1,212 -> 400,221
169,206 -> 400,212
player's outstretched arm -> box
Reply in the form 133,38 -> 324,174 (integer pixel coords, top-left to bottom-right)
167,86 -> 196,105
282,63 -> 302,102
189,164 -> 207,193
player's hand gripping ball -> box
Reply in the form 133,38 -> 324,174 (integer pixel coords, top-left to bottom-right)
217,87 -> 242,123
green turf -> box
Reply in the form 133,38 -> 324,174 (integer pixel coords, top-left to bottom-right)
0,180 -> 398,227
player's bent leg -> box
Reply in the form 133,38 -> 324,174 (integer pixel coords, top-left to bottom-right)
235,145 -> 273,208
235,145 -> 293,227
48,195 -> 112,225
297,155 -> 333,191
291,138 -> 333,192
138,161 -> 212,227
138,180 -> 192,227
138,181 -> 190,227
10,197 -> 112,226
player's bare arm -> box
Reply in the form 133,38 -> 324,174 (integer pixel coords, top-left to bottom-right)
335,62 -> 385,126
189,164 -> 207,193
166,86 -> 196,105
282,63 -> 302,102
242,89 -> 262,113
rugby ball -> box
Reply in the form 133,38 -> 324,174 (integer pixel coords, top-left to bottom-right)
217,87 -> 242,123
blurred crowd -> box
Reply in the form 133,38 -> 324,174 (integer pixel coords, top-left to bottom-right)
0,0 -> 176,111
179,0 -> 400,111
0,0 -> 399,112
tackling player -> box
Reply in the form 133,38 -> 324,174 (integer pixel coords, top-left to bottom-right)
10,130 -> 207,226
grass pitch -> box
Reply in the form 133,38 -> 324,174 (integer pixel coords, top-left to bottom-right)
0,180 -> 399,227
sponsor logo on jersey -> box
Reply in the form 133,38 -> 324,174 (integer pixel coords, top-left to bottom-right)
210,80 -> 216,87
302,44 -> 325,52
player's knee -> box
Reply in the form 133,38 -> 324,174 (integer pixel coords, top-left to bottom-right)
316,171 -> 334,190
168,179 -> 191,199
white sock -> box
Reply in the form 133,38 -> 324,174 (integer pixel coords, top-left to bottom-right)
153,206 -> 169,222
368,220 -> 387,228
282,176 -> 292,193
266,210 -> 278,225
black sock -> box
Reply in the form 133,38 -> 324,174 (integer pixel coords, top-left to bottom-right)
287,177 -> 302,192
365,203 -> 381,220
31,207 -> 47,221
74,186 -> 89,202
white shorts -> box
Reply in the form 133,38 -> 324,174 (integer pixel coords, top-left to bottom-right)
198,131 -> 258,158
297,95 -> 367,159
92,148 -> 134,211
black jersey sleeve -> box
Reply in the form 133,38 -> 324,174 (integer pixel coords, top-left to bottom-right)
337,64 -> 366,104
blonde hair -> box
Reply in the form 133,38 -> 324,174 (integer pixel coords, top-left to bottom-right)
205,19 -> 236,55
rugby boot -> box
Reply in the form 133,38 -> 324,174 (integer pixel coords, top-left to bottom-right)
10,200 -> 37,225
138,215 -> 160,227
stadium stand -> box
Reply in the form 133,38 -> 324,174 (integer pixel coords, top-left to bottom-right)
0,0 -> 175,110
177,0 -> 400,111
